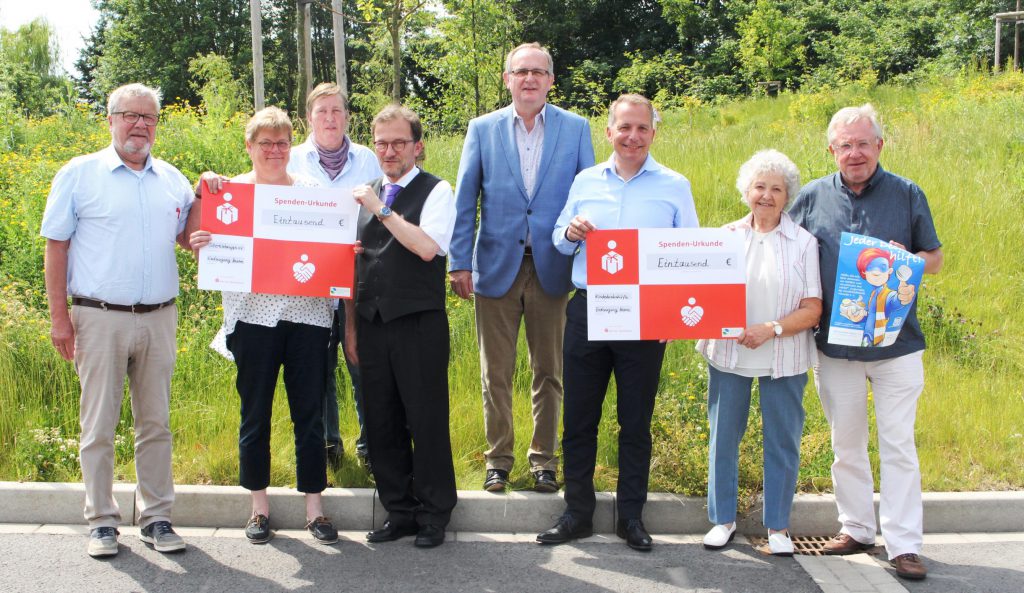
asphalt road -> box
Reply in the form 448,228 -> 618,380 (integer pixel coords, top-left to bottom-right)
2,529 -> 1023,593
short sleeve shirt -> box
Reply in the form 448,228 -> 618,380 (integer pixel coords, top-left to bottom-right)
788,165 -> 941,361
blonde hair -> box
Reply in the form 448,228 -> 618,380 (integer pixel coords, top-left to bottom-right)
306,82 -> 348,115
245,106 -> 293,144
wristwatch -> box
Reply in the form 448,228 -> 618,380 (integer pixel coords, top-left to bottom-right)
377,205 -> 393,219
771,321 -> 783,337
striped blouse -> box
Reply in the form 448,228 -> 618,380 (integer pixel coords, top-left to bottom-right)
696,211 -> 822,378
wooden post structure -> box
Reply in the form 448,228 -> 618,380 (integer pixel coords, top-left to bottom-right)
331,0 -> 348,93
994,10 -> 1024,72
250,0 -> 265,110
297,0 -> 314,117
1016,0 -> 1022,71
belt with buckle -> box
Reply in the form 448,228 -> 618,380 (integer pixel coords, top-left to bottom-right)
71,297 -> 176,313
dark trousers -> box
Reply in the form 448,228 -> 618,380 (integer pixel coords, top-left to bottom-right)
325,308 -> 367,453
227,320 -> 329,493
562,292 -> 666,522
357,309 -> 457,527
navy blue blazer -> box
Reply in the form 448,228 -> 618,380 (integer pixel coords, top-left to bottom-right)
449,104 -> 595,298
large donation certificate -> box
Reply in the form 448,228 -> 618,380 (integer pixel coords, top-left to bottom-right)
585,228 -> 746,341
197,182 -> 359,298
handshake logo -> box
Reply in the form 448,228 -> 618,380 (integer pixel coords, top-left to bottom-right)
293,254 -> 316,283
680,297 -> 704,327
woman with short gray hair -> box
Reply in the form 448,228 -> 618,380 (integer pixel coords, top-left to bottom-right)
696,149 -> 822,555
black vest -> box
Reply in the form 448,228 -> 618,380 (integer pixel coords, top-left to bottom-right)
355,171 -> 447,323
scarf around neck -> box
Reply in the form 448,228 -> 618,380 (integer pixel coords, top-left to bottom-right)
314,134 -> 350,180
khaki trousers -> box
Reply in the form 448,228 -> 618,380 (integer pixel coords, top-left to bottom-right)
476,257 -> 567,472
74,304 -> 177,529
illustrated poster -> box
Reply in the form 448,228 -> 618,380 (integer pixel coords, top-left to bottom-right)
827,232 -> 926,347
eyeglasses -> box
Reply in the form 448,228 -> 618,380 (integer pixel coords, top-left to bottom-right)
256,140 -> 291,152
374,139 -> 413,152
832,140 -> 877,155
113,111 -> 159,126
509,68 -> 550,79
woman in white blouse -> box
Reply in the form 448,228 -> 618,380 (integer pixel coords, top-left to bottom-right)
696,150 -> 822,555
190,107 -> 337,545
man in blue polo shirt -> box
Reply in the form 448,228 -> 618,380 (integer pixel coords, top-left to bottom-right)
788,104 -> 943,581
41,83 -> 195,558
537,94 -> 699,552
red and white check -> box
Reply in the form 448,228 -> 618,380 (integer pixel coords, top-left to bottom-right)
197,181 -> 359,298
585,228 -> 747,340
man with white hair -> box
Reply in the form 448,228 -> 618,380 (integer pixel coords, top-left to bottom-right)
41,83 -> 195,558
789,104 -> 943,580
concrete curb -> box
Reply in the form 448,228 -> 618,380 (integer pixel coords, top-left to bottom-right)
2,482 -> 1022,535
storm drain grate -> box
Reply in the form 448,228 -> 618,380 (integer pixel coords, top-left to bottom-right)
747,535 -> 841,556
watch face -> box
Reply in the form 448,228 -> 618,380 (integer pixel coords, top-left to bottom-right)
774,323 -> 783,336
379,206 -> 392,217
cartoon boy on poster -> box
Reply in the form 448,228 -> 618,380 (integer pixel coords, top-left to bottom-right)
839,247 -> 916,347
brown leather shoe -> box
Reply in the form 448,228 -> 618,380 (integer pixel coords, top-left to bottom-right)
822,533 -> 873,555
890,553 -> 927,580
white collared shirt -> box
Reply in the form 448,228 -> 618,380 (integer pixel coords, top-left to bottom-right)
40,145 -> 194,305
511,104 -> 546,198
387,166 -> 456,255
288,136 -> 383,188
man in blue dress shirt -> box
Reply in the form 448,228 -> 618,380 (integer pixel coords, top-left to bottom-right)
40,83 -> 196,558
537,94 -> 699,551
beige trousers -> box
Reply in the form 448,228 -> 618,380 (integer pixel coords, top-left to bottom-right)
73,304 -> 177,529
475,258 -> 567,472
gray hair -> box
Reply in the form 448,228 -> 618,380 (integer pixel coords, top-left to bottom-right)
505,42 -> 554,74
736,149 -> 802,206
827,103 -> 884,145
107,83 -> 162,115
607,93 -> 660,130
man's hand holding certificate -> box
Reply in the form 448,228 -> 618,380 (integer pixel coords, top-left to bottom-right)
196,181 -> 359,298
585,228 -> 747,340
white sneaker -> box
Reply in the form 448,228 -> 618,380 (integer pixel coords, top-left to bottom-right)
87,527 -> 119,558
703,523 -> 736,550
768,531 -> 794,556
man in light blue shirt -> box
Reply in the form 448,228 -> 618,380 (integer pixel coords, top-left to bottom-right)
288,82 -> 382,469
538,94 -> 698,552
40,83 -> 195,558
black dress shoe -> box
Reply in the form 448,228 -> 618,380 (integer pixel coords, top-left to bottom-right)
616,518 -> 653,551
532,470 -> 559,493
414,524 -> 445,548
484,469 -> 509,492
366,520 -> 418,543
536,513 -> 593,545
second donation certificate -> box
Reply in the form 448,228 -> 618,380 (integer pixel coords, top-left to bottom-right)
197,181 -> 359,298
585,228 -> 747,341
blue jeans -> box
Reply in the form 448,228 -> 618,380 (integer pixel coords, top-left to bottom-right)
324,308 -> 367,454
706,365 -> 807,530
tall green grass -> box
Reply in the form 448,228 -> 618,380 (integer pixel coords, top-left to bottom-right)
1,72 -> 1022,500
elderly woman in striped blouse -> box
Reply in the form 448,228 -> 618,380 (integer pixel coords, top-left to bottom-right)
696,149 -> 822,556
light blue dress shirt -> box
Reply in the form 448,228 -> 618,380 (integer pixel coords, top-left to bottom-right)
39,145 -> 194,305
552,154 -> 700,290
287,136 -> 383,189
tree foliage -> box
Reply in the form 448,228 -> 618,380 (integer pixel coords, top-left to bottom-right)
0,18 -> 70,117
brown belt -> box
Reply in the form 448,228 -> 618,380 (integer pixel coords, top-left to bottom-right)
71,297 -> 176,313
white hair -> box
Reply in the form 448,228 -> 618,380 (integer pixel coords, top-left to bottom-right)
504,42 -> 554,74
736,149 -> 802,206
107,83 -> 162,115
827,103 -> 883,145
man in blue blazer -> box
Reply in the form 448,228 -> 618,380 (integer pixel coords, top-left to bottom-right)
449,42 -> 595,493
